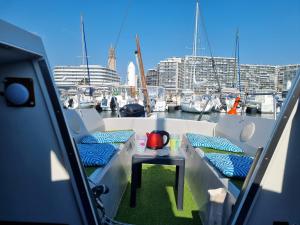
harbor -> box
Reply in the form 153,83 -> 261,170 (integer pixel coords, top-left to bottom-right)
52,1 -> 299,119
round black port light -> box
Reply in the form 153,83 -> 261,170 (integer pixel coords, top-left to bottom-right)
3,77 -> 35,107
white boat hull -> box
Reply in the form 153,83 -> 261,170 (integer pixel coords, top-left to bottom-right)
64,97 -> 94,109
78,102 -> 94,109
153,101 -> 167,112
181,102 -> 212,113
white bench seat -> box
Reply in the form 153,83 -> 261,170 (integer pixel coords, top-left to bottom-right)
64,109 -> 136,218
183,115 -> 275,225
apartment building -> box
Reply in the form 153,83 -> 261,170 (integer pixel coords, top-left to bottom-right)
53,65 -> 120,91
146,69 -> 159,86
156,55 -> 300,94
157,57 -> 184,95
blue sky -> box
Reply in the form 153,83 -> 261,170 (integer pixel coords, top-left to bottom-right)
1,0 -> 299,81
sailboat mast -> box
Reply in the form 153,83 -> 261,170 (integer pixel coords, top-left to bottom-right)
233,30 -> 237,88
80,15 -> 86,85
232,29 -> 241,92
237,30 -> 241,92
192,0 -> 200,90
193,0 -> 199,57
80,15 -> 91,87
80,15 -> 85,66
233,28 -> 241,92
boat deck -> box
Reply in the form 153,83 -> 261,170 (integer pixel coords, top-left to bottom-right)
115,164 -> 202,225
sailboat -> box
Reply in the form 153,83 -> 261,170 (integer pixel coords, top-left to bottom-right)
181,91 -> 214,113
222,29 -> 243,113
65,15 -> 95,109
181,0 -> 214,113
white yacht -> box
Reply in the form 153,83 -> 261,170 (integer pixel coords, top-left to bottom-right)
220,88 -> 242,113
147,86 -> 167,112
248,94 -> 277,114
64,95 -> 95,109
63,86 -> 96,109
181,91 -> 214,113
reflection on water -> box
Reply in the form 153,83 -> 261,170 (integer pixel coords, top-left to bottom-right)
99,110 -> 275,123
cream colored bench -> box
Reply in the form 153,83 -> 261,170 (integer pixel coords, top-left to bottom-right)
64,108 -> 135,218
183,115 -> 275,225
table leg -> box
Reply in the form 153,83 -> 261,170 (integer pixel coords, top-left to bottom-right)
176,163 -> 185,210
175,166 -> 179,190
130,163 -> 138,207
137,163 -> 142,188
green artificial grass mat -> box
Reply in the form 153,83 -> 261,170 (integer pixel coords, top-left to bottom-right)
85,167 -> 98,176
115,165 -> 202,225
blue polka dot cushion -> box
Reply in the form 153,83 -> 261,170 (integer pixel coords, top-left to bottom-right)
77,143 -> 117,167
81,130 -> 134,144
205,153 -> 253,178
186,133 -> 243,153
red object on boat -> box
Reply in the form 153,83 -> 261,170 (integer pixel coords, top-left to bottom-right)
146,130 -> 170,150
228,97 -> 241,115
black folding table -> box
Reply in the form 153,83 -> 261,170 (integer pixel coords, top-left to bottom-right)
130,151 -> 185,210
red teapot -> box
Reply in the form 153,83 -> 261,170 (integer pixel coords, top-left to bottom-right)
146,130 -> 170,150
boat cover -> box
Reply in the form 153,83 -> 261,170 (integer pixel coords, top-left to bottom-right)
186,133 -> 243,153
205,153 -> 253,178
81,130 -> 135,144
77,143 -> 118,167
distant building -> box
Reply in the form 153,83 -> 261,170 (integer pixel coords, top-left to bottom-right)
278,65 -> 300,91
156,55 -> 300,94
107,46 -> 116,71
240,64 -> 278,92
146,69 -> 159,86
157,57 -> 184,95
54,44 -> 121,92
183,56 -> 236,93
53,65 -> 120,91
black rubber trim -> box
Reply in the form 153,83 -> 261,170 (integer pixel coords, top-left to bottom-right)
37,59 -> 99,225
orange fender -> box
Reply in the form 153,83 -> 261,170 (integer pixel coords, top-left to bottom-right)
227,97 -> 240,115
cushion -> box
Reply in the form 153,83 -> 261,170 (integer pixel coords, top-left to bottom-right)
186,133 -> 243,153
205,153 -> 253,178
77,143 -> 117,167
81,130 -> 134,144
